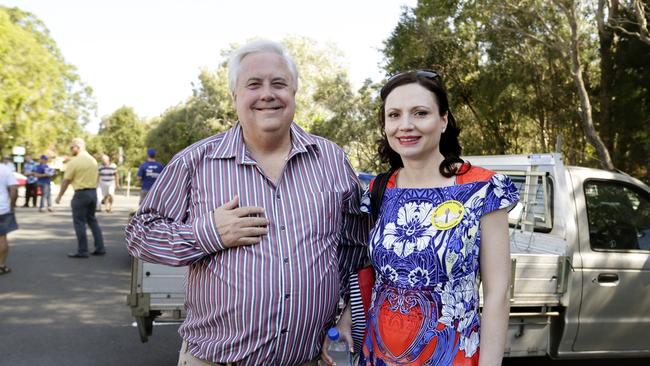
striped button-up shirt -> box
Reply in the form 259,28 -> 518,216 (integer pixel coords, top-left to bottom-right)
125,122 -> 369,365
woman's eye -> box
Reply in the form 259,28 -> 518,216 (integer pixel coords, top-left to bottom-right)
415,110 -> 428,117
387,112 -> 399,118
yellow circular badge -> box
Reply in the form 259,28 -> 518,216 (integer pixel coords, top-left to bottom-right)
432,200 -> 465,230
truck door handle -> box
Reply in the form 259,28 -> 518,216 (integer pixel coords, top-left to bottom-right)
594,273 -> 619,285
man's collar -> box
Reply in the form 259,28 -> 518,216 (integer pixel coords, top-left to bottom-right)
209,122 -> 319,163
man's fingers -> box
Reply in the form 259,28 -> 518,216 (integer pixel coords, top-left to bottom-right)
232,206 -> 266,218
220,195 -> 240,210
238,217 -> 269,228
240,227 -> 268,237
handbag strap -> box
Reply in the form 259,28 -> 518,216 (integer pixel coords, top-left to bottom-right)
370,168 -> 397,224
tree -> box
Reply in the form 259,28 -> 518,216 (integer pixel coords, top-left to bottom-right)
0,6 -> 94,155
311,79 -> 384,173
96,106 -> 145,168
145,68 -> 233,164
382,0 -> 650,178
607,0 -> 650,45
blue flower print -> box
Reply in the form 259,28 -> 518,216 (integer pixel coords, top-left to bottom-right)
382,202 -> 436,258
408,267 -> 431,287
379,265 -> 398,283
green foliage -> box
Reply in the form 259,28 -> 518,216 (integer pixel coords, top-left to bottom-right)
0,6 -> 94,156
95,106 -> 145,168
310,79 -> 385,173
145,68 -> 233,164
381,0 -> 650,179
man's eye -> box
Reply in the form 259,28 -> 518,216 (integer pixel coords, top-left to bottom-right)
273,82 -> 288,88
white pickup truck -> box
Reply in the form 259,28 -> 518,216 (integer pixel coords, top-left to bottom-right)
127,153 -> 650,360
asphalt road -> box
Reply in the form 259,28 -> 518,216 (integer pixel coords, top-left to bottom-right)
1,190 -> 648,366
0,191 -> 181,366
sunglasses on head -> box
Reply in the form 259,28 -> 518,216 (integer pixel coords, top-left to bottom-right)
386,69 -> 441,84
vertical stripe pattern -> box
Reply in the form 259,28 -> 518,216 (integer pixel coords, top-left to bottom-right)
125,122 -> 370,365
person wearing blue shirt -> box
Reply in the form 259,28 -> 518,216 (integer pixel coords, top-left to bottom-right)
136,148 -> 164,204
22,154 -> 38,208
34,155 -> 55,212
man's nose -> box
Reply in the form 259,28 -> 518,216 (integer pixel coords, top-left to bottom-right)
259,83 -> 275,101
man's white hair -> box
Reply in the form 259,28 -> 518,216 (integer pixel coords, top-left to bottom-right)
71,137 -> 86,150
227,39 -> 298,94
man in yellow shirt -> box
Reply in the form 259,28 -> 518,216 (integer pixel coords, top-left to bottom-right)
55,138 -> 105,258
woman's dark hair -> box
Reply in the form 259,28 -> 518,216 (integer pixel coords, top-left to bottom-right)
377,70 -> 467,178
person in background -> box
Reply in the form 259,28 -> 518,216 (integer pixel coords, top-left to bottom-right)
22,154 -> 38,208
125,39 -> 369,366
2,156 -> 15,173
55,138 -> 105,258
34,155 -> 54,213
97,154 -> 119,213
136,148 -> 164,204
323,70 -> 519,366
0,156 -> 18,275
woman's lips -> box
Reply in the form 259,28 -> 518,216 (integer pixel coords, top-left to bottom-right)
397,136 -> 421,145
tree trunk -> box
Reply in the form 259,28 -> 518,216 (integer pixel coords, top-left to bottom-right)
597,0 -> 617,154
633,0 -> 650,45
566,0 -> 615,170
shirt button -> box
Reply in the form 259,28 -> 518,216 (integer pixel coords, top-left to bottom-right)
284,294 -> 290,299
281,329 -> 288,334
276,193 -> 281,199
283,257 -> 289,263
280,225 -> 285,231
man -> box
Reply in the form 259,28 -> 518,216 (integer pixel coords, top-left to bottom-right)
34,155 -> 54,212
125,40 -> 368,366
136,148 -> 164,204
97,154 -> 119,213
2,156 -> 15,172
0,160 -> 18,275
56,138 -> 106,258
22,154 -> 38,208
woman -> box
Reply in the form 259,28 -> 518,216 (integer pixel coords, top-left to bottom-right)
323,70 -> 519,366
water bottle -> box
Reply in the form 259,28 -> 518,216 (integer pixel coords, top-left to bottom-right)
326,327 -> 352,366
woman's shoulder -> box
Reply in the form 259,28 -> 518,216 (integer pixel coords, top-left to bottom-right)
455,163 -> 495,185
367,169 -> 400,192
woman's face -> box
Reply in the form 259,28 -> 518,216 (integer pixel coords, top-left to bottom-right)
383,83 -> 448,163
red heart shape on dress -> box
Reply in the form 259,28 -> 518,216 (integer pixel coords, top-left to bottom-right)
377,300 -> 424,357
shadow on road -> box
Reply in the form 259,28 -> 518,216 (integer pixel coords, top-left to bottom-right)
0,194 -> 181,366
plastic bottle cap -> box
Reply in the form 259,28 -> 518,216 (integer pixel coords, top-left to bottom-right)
327,327 -> 340,341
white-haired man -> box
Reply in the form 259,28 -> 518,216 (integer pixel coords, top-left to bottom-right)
56,138 -> 105,257
125,40 -> 368,365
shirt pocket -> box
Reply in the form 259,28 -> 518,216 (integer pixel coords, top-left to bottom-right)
307,191 -> 342,238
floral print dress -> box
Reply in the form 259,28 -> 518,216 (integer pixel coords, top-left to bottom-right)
359,166 -> 519,366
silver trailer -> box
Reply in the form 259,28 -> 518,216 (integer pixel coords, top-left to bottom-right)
128,153 -> 650,360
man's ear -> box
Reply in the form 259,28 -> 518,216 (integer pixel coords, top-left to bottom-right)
231,91 -> 237,103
